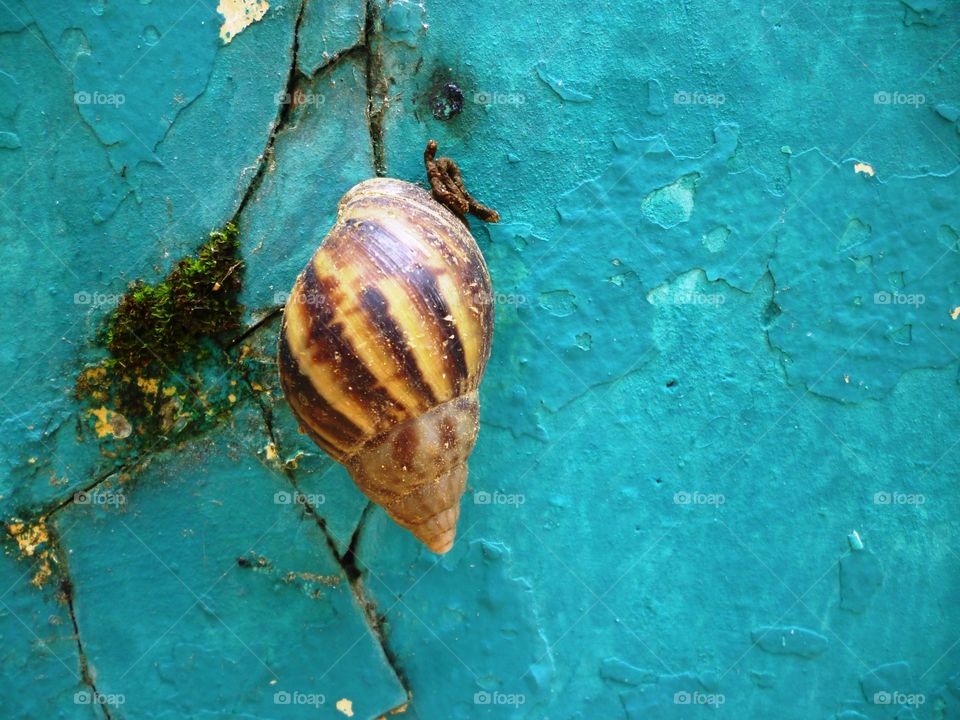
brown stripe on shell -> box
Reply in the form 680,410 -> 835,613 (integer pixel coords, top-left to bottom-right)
299,262 -> 407,434
335,179 -> 494,391
339,217 -> 472,394
358,285 -> 438,409
342,190 -> 490,295
335,217 -> 423,275
369,194 -> 495,386
277,328 -> 362,459
406,265 -> 470,392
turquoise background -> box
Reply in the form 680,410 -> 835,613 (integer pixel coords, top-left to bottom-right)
1,1 -> 958,718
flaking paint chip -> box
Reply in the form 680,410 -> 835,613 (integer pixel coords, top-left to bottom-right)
336,698 -> 354,717
853,162 -> 875,176
217,0 -> 270,43
951,306 -> 960,320
89,407 -> 133,439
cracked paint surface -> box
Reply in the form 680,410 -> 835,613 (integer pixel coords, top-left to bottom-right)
0,0 -> 958,718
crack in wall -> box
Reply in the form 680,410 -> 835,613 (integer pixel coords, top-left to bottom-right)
234,0 -> 310,219
53,529 -> 114,720
364,0 -> 388,176
292,0 -> 389,175
37,465 -> 137,521
227,305 -> 284,349
341,500 -> 374,583
238,358 -> 414,705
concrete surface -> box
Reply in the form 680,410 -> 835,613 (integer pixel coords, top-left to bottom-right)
0,0 -> 958,718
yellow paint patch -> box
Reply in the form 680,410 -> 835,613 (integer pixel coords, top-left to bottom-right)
951,306 -> 960,320
7,519 -> 47,556
853,162 -> 875,176
217,0 -> 269,43
136,376 -> 160,395
264,442 -> 278,461
336,698 -> 354,717
88,407 -> 133,439
6,518 -> 56,589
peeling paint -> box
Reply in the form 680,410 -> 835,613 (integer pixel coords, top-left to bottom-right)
217,0 -> 270,43
87,406 -> 133,439
534,60 -> 592,102
5,517 -> 56,588
336,697 -> 355,716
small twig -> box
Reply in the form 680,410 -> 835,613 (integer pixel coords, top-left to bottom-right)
424,140 -> 500,225
212,262 -> 243,292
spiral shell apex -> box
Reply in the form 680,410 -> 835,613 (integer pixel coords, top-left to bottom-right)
278,165 -> 496,554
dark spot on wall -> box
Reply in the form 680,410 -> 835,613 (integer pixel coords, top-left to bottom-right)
666,378 -> 678,389
761,300 -> 782,328
431,82 -> 464,121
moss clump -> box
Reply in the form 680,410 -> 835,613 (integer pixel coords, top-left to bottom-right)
103,223 -> 244,369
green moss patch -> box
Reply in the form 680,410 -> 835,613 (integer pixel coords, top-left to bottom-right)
75,223 -> 251,454
103,223 -> 244,369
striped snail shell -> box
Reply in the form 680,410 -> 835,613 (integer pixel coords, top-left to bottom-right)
278,142 -> 499,554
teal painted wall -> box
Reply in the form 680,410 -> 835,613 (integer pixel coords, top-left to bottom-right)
1,1 -> 958,718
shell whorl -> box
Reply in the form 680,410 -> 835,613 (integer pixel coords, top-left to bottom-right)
346,391 -> 480,554
278,177 -> 493,553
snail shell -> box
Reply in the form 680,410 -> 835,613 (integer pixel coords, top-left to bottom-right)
278,177 -> 493,554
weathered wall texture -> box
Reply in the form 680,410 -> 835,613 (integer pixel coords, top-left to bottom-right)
0,0 -> 958,718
